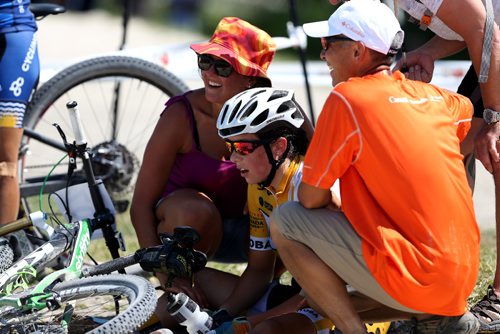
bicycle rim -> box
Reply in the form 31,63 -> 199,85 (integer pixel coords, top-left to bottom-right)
0,274 -> 157,334
21,55 -> 189,208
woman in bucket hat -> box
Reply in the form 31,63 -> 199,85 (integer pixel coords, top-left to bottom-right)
131,17 -> 313,327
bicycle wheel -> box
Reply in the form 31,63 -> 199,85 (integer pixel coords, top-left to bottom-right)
0,274 -> 157,333
20,56 -> 189,209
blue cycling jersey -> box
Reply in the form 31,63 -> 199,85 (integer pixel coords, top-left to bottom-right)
0,0 -> 36,33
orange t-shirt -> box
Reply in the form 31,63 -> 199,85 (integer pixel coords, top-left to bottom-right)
302,71 -> 479,316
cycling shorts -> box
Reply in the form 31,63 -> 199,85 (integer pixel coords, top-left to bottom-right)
0,30 -> 39,128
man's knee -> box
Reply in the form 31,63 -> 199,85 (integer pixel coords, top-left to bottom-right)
0,162 -> 16,178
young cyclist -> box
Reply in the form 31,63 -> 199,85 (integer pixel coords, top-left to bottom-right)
212,87 -> 323,333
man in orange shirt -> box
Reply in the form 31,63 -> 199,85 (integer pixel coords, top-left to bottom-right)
270,0 -> 480,333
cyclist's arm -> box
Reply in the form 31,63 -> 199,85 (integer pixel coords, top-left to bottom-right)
219,249 -> 276,316
130,102 -> 191,248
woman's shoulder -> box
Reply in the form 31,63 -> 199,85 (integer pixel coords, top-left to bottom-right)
184,88 -> 210,111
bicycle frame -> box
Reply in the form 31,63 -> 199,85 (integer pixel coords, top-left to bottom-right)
0,218 -> 91,311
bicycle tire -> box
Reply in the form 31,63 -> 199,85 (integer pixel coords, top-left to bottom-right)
0,274 -> 157,334
20,55 -> 189,207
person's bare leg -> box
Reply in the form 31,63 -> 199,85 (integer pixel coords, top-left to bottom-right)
0,127 -> 22,225
461,118 -> 484,191
252,313 -> 316,334
271,223 -> 366,334
153,189 -> 225,327
156,189 -> 223,258
493,158 -> 500,291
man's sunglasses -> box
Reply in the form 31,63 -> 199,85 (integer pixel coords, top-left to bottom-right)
321,36 -> 353,50
225,139 -> 273,156
197,54 -> 234,78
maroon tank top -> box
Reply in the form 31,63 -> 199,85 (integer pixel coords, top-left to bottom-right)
161,92 -> 247,219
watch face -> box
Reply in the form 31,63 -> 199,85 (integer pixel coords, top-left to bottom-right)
484,109 -> 500,124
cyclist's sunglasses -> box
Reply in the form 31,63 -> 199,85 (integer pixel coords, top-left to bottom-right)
225,139 -> 273,156
197,54 -> 234,77
321,36 -> 353,50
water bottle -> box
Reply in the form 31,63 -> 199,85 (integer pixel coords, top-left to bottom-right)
167,292 -> 213,334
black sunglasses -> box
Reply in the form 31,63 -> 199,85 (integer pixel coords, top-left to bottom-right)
225,138 -> 274,156
321,36 -> 353,51
197,54 -> 234,78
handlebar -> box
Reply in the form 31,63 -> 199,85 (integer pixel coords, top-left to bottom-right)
67,101 -> 87,146
82,226 -> 207,286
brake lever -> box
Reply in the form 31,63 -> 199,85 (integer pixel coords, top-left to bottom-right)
52,122 -> 77,174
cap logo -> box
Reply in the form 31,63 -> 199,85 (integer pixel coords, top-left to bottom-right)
341,21 -> 365,38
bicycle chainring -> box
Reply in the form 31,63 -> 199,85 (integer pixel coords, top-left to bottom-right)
89,141 -> 139,213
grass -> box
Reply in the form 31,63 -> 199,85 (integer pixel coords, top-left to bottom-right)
30,193 -> 497,307
92,209 -> 498,308
469,228 -> 497,306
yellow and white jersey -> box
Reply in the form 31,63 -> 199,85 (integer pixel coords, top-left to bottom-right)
247,156 -> 303,252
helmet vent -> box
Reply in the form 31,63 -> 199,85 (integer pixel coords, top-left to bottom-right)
220,104 -> 229,123
229,100 -> 242,123
277,102 -> 292,114
251,109 -> 269,126
220,125 -> 246,137
269,90 -> 287,101
241,100 -> 258,120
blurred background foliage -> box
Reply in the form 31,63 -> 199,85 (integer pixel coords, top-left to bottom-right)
39,0 -> 469,60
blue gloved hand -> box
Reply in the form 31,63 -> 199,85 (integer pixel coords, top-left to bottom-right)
207,317 -> 251,334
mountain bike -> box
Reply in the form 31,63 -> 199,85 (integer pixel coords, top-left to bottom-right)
0,101 -> 160,333
19,3 -> 190,215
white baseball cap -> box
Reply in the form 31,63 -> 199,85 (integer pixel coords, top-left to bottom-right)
303,0 -> 404,55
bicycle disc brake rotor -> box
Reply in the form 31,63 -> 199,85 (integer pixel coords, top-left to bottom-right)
89,141 -> 138,213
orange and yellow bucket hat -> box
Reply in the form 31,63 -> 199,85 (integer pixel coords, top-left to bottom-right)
190,17 -> 276,85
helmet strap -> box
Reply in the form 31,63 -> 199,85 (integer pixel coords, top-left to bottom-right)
258,142 -> 290,188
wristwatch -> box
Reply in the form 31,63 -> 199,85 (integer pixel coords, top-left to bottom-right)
483,109 -> 500,124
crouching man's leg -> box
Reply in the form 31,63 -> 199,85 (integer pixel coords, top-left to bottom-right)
270,202 -> 420,334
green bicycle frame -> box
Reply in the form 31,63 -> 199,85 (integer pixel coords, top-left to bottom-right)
0,219 -> 92,311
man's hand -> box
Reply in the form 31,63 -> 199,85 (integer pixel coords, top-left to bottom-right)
393,51 -> 435,83
475,122 -> 500,173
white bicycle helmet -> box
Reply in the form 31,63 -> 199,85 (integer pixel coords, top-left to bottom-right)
217,88 -> 304,139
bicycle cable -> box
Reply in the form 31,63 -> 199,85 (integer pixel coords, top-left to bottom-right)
38,154 -> 67,211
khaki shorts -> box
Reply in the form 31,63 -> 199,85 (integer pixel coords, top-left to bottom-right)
272,201 -> 419,313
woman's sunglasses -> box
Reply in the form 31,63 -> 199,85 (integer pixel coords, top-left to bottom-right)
225,139 -> 273,156
197,54 -> 234,78
321,36 -> 353,51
